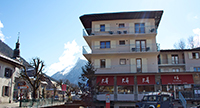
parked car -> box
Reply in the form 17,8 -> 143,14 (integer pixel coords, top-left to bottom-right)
135,92 -> 174,108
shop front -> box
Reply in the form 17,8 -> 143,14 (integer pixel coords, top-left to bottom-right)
137,75 -> 155,100
117,76 -> 134,101
96,76 -> 114,101
161,74 -> 194,99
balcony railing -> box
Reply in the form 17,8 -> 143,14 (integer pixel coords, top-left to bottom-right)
82,43 -> 160,54
83,26 -> 157,36
158,59 -> 185,65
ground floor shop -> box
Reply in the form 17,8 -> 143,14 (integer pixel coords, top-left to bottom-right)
95,73 -> 199,108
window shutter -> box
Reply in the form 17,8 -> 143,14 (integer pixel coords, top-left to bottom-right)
130,40 -> 135,51
147,39 -> 152,51
2,86 -> 5,96
111,40 -> 116,48
94,59 -> 100,68
190,67 -> 194,72
106,59 -> 111,68
130,58 -> 136,73
142,58 -> 147,72
129,23 -> 135,33
94,24 -> 100,32
105,24 -> 110,31
8,87 -> 10,97
188,52 -> 192,59
94,41 -> 100,49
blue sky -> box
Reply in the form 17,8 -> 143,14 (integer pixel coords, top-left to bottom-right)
0,0 -> 200,76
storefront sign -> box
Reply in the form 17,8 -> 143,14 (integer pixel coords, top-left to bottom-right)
161,74 -> 194,85
137,75 -> 155,85
117,76 -> 134,85
96,76 -> 114,85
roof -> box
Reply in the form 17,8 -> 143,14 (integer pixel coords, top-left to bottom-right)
0,53 -> 23,67
160,47 -> 200,52
80,10 -> 163,34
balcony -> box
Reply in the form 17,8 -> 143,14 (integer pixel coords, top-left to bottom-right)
82,43 -> 160,54
158,59 -> 185,66
83,26 -> 157,36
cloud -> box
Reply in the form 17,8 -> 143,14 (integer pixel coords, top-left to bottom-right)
194,16 -> 198,19
193,28 -> 200,47
47,40 -> 82,76
0,20 -> 5,42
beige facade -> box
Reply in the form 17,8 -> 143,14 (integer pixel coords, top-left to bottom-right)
0,54 -> 23,103
80,11 -> 163,107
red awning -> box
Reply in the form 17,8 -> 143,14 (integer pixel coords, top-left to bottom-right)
137,75 -> 155,85
96,76 -> 114,86
161,74 -> 194,85
117,76 -> 134,85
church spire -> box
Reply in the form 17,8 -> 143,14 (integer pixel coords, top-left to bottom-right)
13,32 -> 20,59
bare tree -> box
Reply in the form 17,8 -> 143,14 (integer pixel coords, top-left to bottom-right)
188,36 -> 195,49
174,38 -> 186,49
20,57 -> 45,99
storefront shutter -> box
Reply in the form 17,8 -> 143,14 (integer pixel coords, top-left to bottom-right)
105,24 -> 110,31
106,59 -> 111,68
130,58 -> 136,73
142,58 -> 147,72
94,24 -> 100,32
111,40 -> 116,48
94,59 -> 100,68
94,41 -> 100,49
188,52 -> 193,59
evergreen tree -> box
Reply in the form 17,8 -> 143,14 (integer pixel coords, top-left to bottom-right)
78,61 -> 96,107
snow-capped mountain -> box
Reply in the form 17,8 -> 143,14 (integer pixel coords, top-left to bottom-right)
51,58 -> 87,84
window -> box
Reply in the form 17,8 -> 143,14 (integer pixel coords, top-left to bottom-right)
119,40 -> 125,45
172,68 -> 180,72
100,41 -> 110,49
119,23 -> 125,28
2,86 -> 9,96
100,59 -> 106,68
118,86 -> 133,94
171,55 -> 178,64
136,40 -> 146,52
100,24 -> 105,32
120,59 -> 126,65
138,85 -> 154,93
135,23 -> 145,33
98,86 -> 114,94
194,67 -> 200,72
4,68 -> 12,78
136,58 -> 142,72
193,52 -> 199,59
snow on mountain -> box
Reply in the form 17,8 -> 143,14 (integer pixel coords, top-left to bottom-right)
51,58 -> 87,84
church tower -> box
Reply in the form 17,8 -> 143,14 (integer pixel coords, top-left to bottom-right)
13,33 -> 20,60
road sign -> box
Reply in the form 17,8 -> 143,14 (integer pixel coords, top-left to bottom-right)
18,85 -> 29,89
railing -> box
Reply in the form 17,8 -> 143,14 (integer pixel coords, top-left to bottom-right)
158,59 -> 185,65
20,98 -> 65,107
82,43 -> 160,54
83,26 -> 157,36
179,91 -> 187,108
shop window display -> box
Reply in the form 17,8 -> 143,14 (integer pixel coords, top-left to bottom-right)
118,86 -> 133,94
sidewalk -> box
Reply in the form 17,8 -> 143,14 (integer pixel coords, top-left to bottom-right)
0,102 -> 19,108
